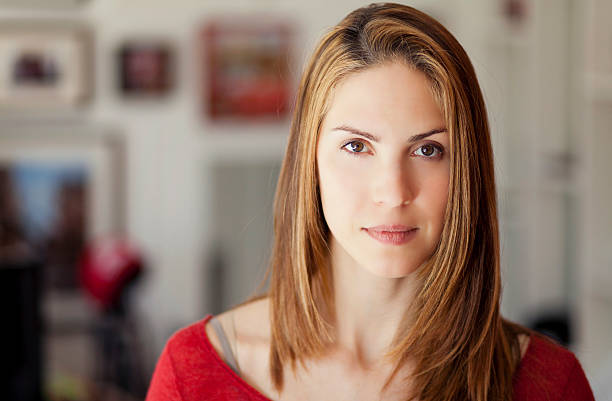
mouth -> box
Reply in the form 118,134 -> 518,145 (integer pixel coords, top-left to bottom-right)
362,225 -> 418,245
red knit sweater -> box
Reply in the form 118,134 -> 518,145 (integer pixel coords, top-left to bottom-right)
146,315 -> 595,401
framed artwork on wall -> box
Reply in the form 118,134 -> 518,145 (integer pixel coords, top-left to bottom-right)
0,22 -> 93,111
0,123 -> 124,292
201,19 -> 292,122
118,40 -> 174,98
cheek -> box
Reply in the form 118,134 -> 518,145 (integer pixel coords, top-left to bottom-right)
429,174 -> 449,230
317,155 -> 369,226
431,172 -> 449,211
413,165 -> 450,223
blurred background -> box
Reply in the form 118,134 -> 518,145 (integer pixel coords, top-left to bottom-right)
0,0 -> 610,400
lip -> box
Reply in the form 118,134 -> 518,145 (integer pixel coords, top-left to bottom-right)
362,225 -> 418,245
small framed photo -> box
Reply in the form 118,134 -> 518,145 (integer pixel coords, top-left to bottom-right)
0,22 -> 93,111
118,40 -> 173,98
0,123 -> 124,291
201,19 -> 292,122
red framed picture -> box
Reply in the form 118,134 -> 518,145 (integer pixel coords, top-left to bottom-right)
201,20 -> 292,122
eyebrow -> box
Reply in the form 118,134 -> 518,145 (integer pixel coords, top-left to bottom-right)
332,125 -> 447,143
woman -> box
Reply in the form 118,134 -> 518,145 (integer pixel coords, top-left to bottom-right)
146,3 -> 594,400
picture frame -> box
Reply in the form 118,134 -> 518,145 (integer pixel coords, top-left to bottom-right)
0,122 -> 124,291
118,40 -> 174,98
201,19 -> 292,121
0,22 -> 93,111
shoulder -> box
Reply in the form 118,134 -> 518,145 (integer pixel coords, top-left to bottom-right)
146,317 -> 225,400
164,296 -> 270,370
210,297 -> 272,364
167,316 -> 211,353
513,334 -> 595,401
206,296 -> 271,360
147,313 -> 269,401
157,316 -> 232,383
208,297 -> 274,395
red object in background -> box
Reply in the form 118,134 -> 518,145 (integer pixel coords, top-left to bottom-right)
202,20 -> 292,121
79,238 -> 143,310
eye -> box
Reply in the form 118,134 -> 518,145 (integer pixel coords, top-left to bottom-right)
342,140 -> 369,154
413,143 -> 443,158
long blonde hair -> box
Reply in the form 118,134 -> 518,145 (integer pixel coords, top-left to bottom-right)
267,3 -> 525,400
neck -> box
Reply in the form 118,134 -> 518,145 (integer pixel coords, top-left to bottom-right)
327,239 -> 418,368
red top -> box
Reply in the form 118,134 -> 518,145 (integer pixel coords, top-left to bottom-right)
146,315 -> 595,401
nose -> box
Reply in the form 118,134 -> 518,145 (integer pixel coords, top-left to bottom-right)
371,160 -> 414,207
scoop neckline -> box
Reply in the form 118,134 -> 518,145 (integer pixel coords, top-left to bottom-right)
200,314 -> 536,400
201,314 -> 274,401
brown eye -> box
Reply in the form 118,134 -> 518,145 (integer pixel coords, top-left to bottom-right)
343,141 -> 367,153
414,143 -> 442,158
421,144 -> 434,156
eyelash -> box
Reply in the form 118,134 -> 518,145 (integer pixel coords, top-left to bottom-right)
340,140 -> 445,159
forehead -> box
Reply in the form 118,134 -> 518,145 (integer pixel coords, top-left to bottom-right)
322,62 -> 444,137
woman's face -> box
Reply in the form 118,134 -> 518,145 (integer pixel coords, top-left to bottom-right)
316,62 -> 450,278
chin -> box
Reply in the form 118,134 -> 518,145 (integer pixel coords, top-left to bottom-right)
361,259 -> 420,278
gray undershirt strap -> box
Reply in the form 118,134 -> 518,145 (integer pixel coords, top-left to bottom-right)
209,317 -> 241,376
